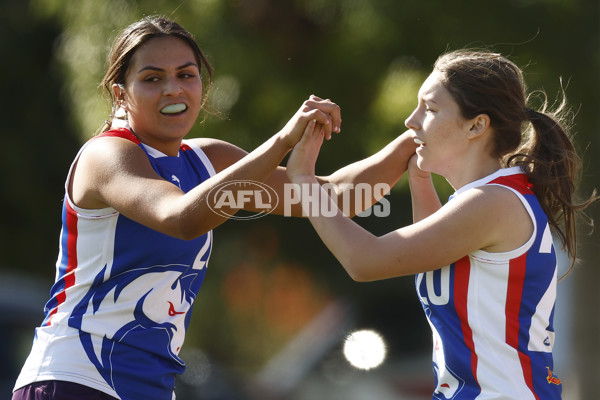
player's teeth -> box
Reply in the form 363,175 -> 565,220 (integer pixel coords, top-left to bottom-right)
414,138 -> 425,145
161,103 -> 187,114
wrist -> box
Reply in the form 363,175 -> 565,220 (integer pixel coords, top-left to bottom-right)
409,170 -> 431,181
408,170 -> 433,193
272,130 -> 294,154
408,164 -> 431,179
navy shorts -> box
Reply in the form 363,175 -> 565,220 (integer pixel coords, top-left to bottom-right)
12,380 -> 118,400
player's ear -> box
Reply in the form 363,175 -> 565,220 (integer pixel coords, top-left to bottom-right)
465,114 -> 490,140
112,83 -> 128,110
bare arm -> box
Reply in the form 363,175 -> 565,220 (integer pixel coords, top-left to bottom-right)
71,97 -> 339,240
72,131 -> 294,239
286,121 -> 533,281
407,154 -> 442,222
245,130 -> 417,217
319,131 -> 417,216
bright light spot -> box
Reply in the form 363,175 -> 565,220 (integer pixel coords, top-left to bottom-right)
343,329 -> 387,370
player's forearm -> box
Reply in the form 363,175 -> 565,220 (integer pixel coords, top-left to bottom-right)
288,177 -> 382,280
325,130 -> 415,187
173,134 -> 292,238
320,131 -> 417,215
409,173 -> 441,223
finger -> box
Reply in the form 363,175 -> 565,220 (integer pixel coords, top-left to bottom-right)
309,122 -> 326,147
312,122 -> 329,141
297,120 -> 322,150
304,118 -> 317,138
323,120 -> 333,140
304,96 -> 335,109
321,124 -> 332,141
312,109 -> 333,140
322,98 -> 341,134
305,108 -> 331,128
329,102 -> 341,134
304,98 -> 341,134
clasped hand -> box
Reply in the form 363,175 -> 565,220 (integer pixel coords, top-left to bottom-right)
280,95 -> 341,146
285,95 -> 341,184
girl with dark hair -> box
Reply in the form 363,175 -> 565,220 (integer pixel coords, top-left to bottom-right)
12,15 -> 416,400
286,50 -> 598,399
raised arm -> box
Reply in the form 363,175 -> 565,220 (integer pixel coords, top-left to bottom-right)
260,130 -> 417,217
70,96 -> 340,240
319,130 -> 417,216
285,120 -> 530,281
407,153 -> 442,222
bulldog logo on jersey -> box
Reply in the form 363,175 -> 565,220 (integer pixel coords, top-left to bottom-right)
68,248 -> 210,398
428,315 -> 466,399
432,361 -> 464,399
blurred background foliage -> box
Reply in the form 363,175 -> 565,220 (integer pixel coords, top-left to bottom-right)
1,0 -> 598,399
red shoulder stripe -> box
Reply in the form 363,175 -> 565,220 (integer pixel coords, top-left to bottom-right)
489,174 -> 533,195
95,128 -> 141,145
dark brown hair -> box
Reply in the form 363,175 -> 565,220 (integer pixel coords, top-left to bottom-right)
434,50 -> 597,274
99,16 -> 214,133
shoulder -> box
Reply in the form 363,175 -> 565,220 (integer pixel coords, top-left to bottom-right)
461,183 -> 522,205
70,134 -> 153,210
448,184 -> 533,252
434,186 -> 516,229
447,184 -> 529,225
79,133 -> 149,172
186,137 -> 248,173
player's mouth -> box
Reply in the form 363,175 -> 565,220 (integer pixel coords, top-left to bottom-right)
160,103 -> 188,115
414,137 -> 426,147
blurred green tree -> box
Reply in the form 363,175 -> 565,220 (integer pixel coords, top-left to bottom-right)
0,0 -> 80,279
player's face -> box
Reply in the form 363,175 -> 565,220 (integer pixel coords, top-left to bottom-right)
405,71 -> 470,178
117,36 -> 203,154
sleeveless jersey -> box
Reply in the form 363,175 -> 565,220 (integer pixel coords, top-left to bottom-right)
416,167 -> 562,399
14,128 -> 216,400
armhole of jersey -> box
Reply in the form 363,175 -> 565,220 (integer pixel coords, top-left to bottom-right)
63,139 -> 119,220
470,184 -> 537,261
183,139 -> 217,177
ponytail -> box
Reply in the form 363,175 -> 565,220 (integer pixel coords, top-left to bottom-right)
507,94 -> 598,275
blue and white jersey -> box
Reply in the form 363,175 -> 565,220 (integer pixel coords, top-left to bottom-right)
416,167 -> 562,400
14,128 -> 215,400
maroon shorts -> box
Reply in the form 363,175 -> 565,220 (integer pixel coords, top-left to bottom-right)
12,380 -> 118,400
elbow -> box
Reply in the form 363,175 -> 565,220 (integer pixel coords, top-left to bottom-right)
337,238 -> 383,282
165,219 -> 195,241
177,214 -> 215,241
347,270 -> 379,283
348,271 -> 371,282
152,196 -> 217,240
176,227 -> 201,242
161,211 -> 206,241
343,255 -> 406,282
343,259 -> 377,282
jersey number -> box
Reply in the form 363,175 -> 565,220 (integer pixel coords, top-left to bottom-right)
417,267 -> 450,306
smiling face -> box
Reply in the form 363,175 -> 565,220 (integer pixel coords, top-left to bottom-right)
404,71 -> 472,178
115,36 -> 203,155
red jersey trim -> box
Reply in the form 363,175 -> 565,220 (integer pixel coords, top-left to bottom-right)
96,128 -> 141,144
489,174 -> 533,195
506,253 -> 540,399
97,128 -> 192,152
47,200 -> 79,326
454,256 -> 480,389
